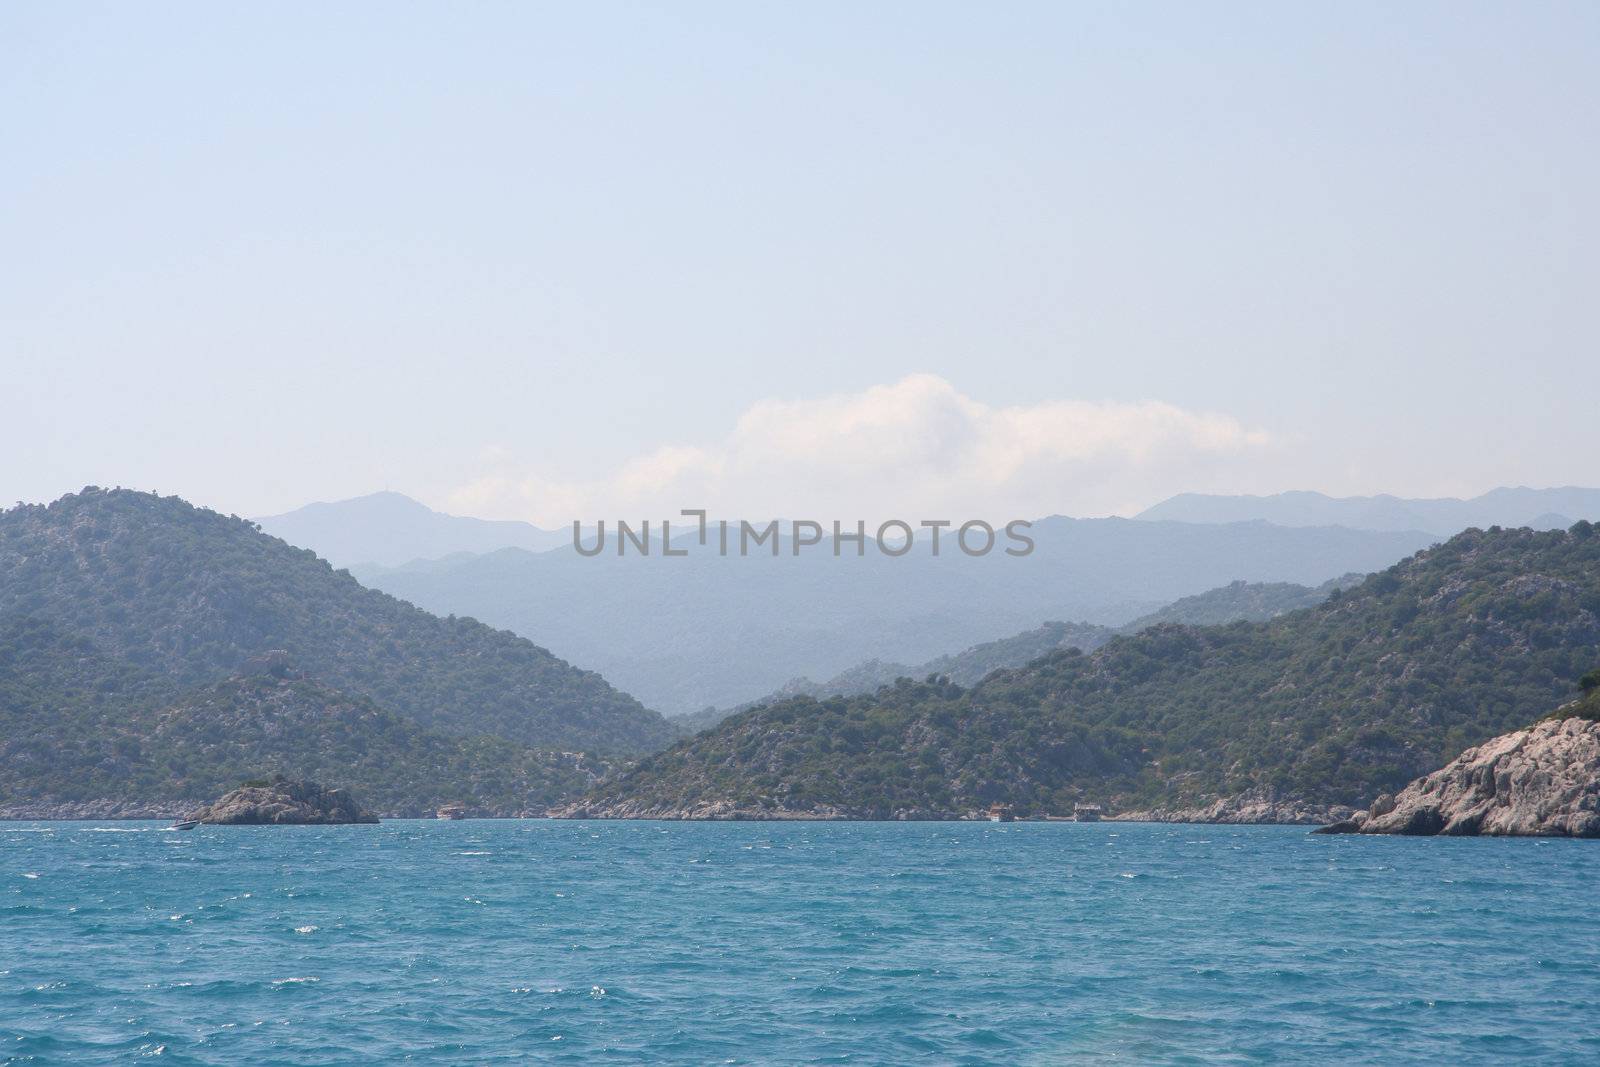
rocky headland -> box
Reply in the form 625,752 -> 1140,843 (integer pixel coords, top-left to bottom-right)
1316,715 -> 1600,837
188,777 -> 378,825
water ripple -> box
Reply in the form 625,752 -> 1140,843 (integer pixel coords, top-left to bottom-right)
1,821 -> 1597,1064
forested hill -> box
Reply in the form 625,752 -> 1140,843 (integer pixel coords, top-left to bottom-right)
672,620 -> 1118,736
674,576 -> 1363,735
0,618 -> 607,815
571,523 -> 1600,819
0,489 -> 673,753
1118,574 -> 1361,630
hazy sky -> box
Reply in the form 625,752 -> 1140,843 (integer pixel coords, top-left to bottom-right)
4,2 -> 1597,524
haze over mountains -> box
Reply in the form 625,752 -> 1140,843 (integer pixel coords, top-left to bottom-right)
256,492 -> 569,568
254,487 -> 1600,576
677,575 -> 1363,735
1137,487 -> 1600,536
353,519 -> 1433,713
239,485 -> 1600,714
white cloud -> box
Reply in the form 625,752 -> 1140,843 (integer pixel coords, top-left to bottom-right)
445,374 -> 1273,525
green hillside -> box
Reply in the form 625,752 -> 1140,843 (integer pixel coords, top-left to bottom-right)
574,524 -> 1600,818
1118,574 -> 1361,630
0,618 -> 607,814
671,621 -> 1117,736
0,488 -> 672,753
675,578 -> 1360,735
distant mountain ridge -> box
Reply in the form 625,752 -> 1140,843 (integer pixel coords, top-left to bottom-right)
257,485 -> 1598,574
1137,487 -> 1600,535
354,517 -> 1436,714
256,491 -> 570,568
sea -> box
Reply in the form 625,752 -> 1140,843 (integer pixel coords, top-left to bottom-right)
4,820 -> 1598,1064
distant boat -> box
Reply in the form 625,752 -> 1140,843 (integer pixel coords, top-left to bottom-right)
436,803 -> 468,820
987,803 -> 1014,823
169,820 -> 199,831
1073,803 -> 1103,823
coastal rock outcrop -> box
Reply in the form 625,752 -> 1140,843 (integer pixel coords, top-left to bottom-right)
188,777 -> 378,825
1116,788 -> 1355,826
1319,717 -> 1600,837
552,798 -> 856,820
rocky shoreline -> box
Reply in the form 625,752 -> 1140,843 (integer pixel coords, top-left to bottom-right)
1112,788 -> 1356,826
1316,716 -> 1600,837
17,728 -> 1595,833
549,790 -> 1355,824
0,786 -> 381,823
553,799 -> 904,820
0,799 -> 187,821
0,780 -> 383,825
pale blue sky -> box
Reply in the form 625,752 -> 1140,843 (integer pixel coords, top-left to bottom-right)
4,2 -> 1597,521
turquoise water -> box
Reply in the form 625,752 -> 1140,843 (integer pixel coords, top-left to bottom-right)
4,821 -> 1598,1064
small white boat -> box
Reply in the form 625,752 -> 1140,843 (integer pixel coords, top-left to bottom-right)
170,820 -> 200,830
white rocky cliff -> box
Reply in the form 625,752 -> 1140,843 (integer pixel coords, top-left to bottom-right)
1318,716 -> 1600,837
